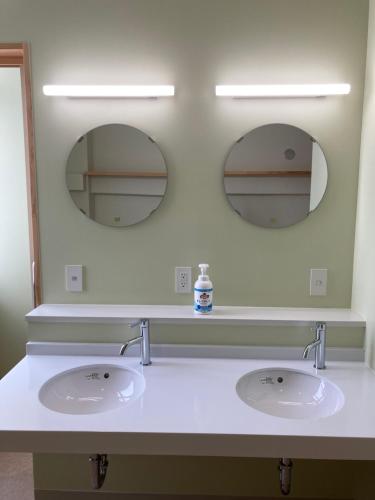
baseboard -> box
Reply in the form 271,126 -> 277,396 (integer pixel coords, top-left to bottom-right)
34,490 -> 352,500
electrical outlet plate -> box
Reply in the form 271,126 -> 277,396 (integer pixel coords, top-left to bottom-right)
175,267 -> 192,293
310,268 -> 327,296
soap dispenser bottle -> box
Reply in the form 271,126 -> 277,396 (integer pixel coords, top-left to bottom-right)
194,263 -> 213,314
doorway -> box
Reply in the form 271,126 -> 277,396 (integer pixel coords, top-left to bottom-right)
0,43 -> 41,376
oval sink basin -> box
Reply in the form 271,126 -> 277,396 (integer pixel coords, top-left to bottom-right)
236,368 -> 344,420
39,364 -> 145,415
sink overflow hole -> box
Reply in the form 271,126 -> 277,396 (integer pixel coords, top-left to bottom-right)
277,377 -> 284,383
104,373 -> 110,379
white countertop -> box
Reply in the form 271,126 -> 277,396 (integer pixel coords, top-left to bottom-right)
25,304 -> 365,327
1,353 -> 375,460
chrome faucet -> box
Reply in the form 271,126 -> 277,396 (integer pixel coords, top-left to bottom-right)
303,322 -> 326,369
119,319 -> 151,366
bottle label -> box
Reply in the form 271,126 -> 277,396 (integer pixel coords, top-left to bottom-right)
194,288 -> 213,313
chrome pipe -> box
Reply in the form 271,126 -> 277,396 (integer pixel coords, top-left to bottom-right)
302,339 -> 321,359
119,336 -> 142,356
315,322 -> 326,369
140,319 -> 151,366
119,319 -> 151,365
302,322 -> 326,369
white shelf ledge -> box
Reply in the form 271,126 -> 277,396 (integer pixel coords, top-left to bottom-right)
25,304 -> 365,327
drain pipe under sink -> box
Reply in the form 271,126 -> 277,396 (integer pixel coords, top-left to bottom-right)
279,457 -> 293,495
89,454 -> 109,489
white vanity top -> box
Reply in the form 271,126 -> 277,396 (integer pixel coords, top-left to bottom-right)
2,305 -> 365,459
1,352 -> 375,460
26,304 -> 365,327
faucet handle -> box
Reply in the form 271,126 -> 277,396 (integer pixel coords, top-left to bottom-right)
129,319 -> 142,328
310,322 -> 325,337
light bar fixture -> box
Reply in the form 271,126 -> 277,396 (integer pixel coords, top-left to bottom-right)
215,84 -> 351,98
43,85 -> 175,97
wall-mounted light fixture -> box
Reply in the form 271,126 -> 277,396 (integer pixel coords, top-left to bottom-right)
42,85 -> 175,97
215,84 -> 351,97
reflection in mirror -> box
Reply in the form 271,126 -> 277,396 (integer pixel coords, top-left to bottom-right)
66,124 -> 167,227
223,124 -> 328,228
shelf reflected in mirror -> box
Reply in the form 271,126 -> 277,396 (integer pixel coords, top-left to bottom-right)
223,123 -> 328,228
66,124 -> 168,227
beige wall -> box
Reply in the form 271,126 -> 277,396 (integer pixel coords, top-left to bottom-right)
0,68 -> 32,377
1,0 -> 371,497
352,0 -> 375,370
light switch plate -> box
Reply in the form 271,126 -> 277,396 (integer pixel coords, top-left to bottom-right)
310,268 -> 327,296
65,265 -> 83,292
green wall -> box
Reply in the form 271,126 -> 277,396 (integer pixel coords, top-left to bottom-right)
0,0 -> 368,312
1,0 -> 371,497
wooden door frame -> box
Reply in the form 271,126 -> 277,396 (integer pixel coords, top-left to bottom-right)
0,42 -> 42,306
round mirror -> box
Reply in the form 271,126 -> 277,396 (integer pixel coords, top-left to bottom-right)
223,124 -> 328,228
66,124 -> 168,227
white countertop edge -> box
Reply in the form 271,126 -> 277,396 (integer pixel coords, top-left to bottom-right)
25,304 -> 366,327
